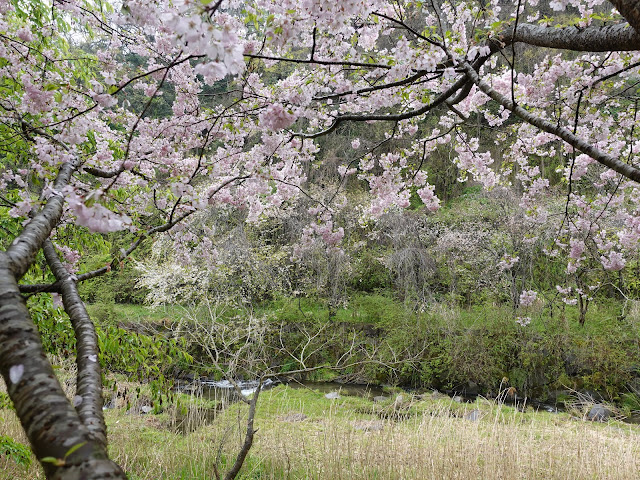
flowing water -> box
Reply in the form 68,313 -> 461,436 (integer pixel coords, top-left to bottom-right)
170,378 -> 638,433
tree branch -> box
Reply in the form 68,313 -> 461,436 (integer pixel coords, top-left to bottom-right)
0,252 -> 125,479
245,53 -> 391,70
609,0 -> 640,32
460,60 -> 640,183
19,175 -> 250,293
297,74 -> 471,138
223,384 -> 260,480
504,22 -> 640,52
312,69 -> 434,101
43,240 -> 107,448
7,155 -> 79,281
83,166 -> 124,178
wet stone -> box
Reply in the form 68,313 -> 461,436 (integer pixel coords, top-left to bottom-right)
587,404 -> 611,422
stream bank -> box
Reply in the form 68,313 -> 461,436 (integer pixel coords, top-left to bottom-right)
171,377 -> 640,430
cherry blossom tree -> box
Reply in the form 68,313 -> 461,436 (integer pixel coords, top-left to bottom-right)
3,0 -> 640,478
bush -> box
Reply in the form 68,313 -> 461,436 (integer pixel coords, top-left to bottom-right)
0,436 -> 32,469
28,295 -> 75,357
349,252 -> 392,293
79,263 -> 148,304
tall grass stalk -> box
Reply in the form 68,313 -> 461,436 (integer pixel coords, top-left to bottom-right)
2,384 -> 639,479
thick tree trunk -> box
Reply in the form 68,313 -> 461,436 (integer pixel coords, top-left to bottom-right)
0,155 -> 126,477
0,253 -> 126,479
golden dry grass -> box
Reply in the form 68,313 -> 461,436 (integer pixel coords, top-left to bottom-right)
2,383 -> 640,479
232,387 -> 640,480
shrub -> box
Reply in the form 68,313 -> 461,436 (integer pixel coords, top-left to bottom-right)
0,436 -> 32,469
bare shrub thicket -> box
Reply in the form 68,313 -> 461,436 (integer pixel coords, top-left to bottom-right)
136,186 -> 562,311
374,211 -> 438,307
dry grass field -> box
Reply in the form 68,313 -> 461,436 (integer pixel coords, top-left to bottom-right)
2,379 -> 639,480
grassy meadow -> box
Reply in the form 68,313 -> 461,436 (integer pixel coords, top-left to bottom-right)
3,294 -> 639,479
2,375 -> 640,480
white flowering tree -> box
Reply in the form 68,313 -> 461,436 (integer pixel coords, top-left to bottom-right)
4,0 -> 640,478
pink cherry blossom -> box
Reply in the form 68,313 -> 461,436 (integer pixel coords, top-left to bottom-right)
600,251 -> 626,271
519,290 -> 537,307
259,103 -> 298,130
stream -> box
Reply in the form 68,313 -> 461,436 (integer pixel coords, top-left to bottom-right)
171,379 -> 388,434
170,378 -> 639,434
176,378 -> 386,402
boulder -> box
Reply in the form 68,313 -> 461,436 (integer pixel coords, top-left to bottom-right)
465,381 -> 479,396
587,404 -> 612,422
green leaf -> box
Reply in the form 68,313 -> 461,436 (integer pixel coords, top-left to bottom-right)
40,456 -> 65,466
64,441 -> 87,459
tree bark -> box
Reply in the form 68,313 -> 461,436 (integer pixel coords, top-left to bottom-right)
0,154 -> 126,477
0,252 -> 126,479
6,156 -> 78,280
504,22 -> 640,52
43,240 -> 108,448
223,384 -> 261,480
609,0 -> 640,32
